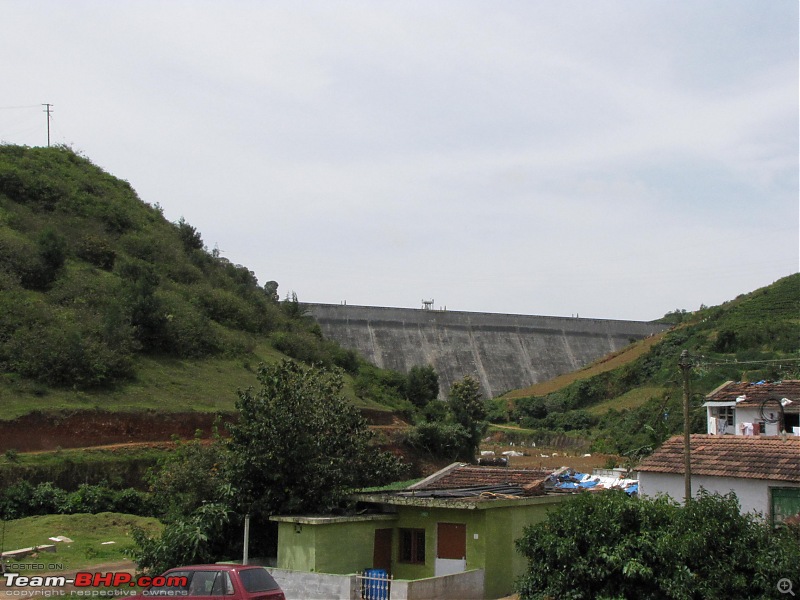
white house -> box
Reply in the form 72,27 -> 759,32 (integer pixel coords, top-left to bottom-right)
702,380 -> 800,436
637,434 -> 800,525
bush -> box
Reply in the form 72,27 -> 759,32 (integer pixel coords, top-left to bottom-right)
76,234 -> 115,269
0,482 -> 154,519
516,490 -> 800,600
405,422 -> 472,460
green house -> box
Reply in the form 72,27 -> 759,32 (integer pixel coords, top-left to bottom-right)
270,463 -> 573,599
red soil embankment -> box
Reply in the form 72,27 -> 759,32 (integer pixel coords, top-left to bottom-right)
0,408 -> 399,453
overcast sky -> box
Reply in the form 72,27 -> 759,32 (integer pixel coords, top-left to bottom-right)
2,1 -> 797,321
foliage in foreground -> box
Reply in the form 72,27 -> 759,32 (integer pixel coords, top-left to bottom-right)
130,360 -> 407,573
227,360 -> 406,517
516,490 -> 800,600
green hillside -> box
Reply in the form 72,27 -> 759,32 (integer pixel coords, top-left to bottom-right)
0,145 -> 392,419
494,273 -> 800,457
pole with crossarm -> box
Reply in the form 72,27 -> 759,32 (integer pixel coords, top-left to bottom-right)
678,350 -> 693,503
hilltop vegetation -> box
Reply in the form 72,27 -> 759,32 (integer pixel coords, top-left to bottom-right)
0,145 -> 405,416
493,273 -> 800,457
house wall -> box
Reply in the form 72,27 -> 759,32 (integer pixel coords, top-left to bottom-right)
276,522 -> 316,572
638,471 -> 800,516
390,507 -> 486,581
276,519 -> 386,574
481,499 -> 569,599
274,497 -> 571,598
707,405 -> 783,436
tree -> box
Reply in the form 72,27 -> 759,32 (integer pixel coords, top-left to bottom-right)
146,432 -> 231,521
129,503 -> 231,576
226,360 -> 404,518
406,365 -> 440,408
448,375 -> 487,462
176,217 -> 204,251
516,490 -> 800,600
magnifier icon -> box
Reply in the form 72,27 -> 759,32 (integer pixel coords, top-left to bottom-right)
778,578 -> 795,596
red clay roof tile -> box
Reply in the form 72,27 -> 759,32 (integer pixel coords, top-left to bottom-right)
637,434 -> 800,482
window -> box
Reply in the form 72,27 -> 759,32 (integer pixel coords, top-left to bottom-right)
771,487 -> 800,527
718,407 -> 734,427
399,528 -> 425,564
238,568 -> 280,592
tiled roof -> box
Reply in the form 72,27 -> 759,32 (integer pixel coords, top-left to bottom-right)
706,380 -> 800,412
407,464 -> 551,497
637,435 -> 800,482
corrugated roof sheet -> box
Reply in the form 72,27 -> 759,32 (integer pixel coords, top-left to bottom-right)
637,434 -> 800,482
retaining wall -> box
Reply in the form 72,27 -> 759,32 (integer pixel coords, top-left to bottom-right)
306,304 -> 668,399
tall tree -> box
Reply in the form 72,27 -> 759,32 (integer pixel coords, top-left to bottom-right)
406,365 -> 440,407
448,375 -> 487,462
226,359 -> 404,517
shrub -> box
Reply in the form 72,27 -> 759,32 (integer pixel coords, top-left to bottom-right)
516,490 -> 800,600
76,234 -> 115,269
405,422 -> 472,460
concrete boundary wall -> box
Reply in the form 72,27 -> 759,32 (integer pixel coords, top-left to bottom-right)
266,568 -> 358,600
306,303 -> 668,399
267,568 -> 485,600
266,567 -> 486,600
391,569 -> 485,600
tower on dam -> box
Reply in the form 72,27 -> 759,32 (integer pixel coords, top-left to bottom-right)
305,303 -> 669,400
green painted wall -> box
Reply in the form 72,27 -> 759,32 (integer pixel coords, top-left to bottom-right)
274,495 -> 572,598
276,518 -> 396,574
315,520 -> 382,574
276,522 -> 316,571
482,501 -> 560,599
390,506 -> 487,581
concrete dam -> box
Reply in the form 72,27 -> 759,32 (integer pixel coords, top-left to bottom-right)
306,304 -> 669,400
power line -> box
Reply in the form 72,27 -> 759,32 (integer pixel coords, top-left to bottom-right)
0,105 -> 41,110
696,357 -> 800,367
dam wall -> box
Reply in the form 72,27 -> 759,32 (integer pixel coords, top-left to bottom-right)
305,304 -> 669,400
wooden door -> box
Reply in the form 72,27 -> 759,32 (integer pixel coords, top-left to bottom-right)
435,522 -> 466,576
373,528 -> 393,573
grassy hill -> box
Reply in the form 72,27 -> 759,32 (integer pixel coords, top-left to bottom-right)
492,273 -> 800,457
0,145 -> 393,421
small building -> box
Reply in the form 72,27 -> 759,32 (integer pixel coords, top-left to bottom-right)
637,434 -> 800,525
702,380 -> 800,436
269,463 -> 573,599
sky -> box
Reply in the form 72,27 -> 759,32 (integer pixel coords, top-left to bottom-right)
2,1 -> 797,321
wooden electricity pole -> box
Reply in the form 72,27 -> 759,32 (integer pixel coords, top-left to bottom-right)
678,350 -> 693,503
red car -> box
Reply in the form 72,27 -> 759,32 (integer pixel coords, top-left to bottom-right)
134,564 -> 285,599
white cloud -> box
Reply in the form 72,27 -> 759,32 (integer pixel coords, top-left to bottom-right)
1,0 -> 796,320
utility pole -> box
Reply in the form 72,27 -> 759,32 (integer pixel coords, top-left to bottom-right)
42,103 -> 53,147
678,350 -> 693,503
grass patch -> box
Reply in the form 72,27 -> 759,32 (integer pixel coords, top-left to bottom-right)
357,478 -> 424,492
0,342 -> 385,421
501,332 -> 668,400
586,386 -> 667,416
0,513 -> 161,572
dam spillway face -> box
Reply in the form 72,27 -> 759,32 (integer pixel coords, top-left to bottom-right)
304,304 -> 669,400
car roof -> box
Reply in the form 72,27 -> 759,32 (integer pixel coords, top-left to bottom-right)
165,564 -> 263,572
